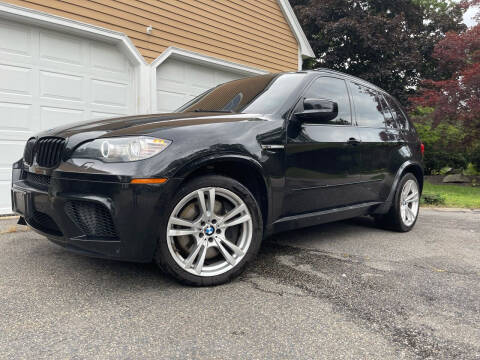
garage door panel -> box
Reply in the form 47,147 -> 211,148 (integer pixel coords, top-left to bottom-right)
39,70 -> 84,102
156,58 -> 245,113
186,64 -> 218,88
89,68 -> 131,84
40,106 -> 84,129
39,30 -> 83,66
0,21 -> 32,57
91,79 -> 129,108
157,59 -> 185,81
0,64 -> 33,96
157,90 -> 190,113
0,102 -> 31,132
0,141 -> 24,169
0,183 -> 12,213
156,79 -> 191,96
0,92 -> 33,108
91,43 -> 129,75
156,76 -> 187,94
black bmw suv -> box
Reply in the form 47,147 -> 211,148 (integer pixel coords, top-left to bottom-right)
12,70 -> 424,286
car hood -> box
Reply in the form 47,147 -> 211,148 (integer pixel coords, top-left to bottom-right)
37,112 -> 263,149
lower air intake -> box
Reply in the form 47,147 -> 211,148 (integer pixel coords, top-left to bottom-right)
65,201 -> 118,240
29,211 -> 62,236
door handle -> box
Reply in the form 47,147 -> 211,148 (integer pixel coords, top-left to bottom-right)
347,137 -> 361,145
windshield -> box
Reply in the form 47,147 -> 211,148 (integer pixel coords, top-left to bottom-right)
176,73 -> 307,114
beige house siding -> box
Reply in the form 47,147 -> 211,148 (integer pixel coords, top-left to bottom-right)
4,0 -> 300,72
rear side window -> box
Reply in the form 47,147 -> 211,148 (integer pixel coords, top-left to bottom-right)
303,76 -> 352,125
378,94 -> 396,129
349,83 -> 385,128
386,95 -> 410,130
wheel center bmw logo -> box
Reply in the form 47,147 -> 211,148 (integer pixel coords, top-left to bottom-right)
205,226 -> 214,236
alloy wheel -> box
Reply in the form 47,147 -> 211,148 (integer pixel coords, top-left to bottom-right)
166,187 -> 253,277
399,179 -> 419,227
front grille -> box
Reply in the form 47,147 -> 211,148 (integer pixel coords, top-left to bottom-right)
65,201 -> 118,240
24,172 -> 51,188
29,211 -> 63,236
34,137 -> 66,168
23,138 -> 36,165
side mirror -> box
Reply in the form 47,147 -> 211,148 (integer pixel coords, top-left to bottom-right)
295,98 -> 338,123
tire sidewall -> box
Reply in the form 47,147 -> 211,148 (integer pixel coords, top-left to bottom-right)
155,175 -> 263,286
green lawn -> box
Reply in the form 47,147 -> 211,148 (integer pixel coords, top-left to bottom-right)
422,181 -> 480,208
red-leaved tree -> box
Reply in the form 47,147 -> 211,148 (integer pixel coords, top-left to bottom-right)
411,13 -> 480,143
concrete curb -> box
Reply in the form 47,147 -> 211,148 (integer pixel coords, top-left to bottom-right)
421,206 -> 480,213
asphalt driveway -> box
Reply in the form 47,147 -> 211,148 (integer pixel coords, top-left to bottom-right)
0,208 -> 479,359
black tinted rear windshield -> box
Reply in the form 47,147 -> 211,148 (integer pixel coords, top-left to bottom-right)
176,73 -> 307,114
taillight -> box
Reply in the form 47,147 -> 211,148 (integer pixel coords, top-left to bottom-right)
420,143 -> 425,156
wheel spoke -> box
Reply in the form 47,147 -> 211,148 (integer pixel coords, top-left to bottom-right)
184,242 -> 203,269
208,188 -> 216,216
405,191 -> 419,203
194,245 -> 207,274
221,238 -> 245,257
406,206 -> 416,221
407,181 -> 414,195
215,238 -> 235,265
170,217 -> 197,229
168,229 -> 197,237
401,182 -> 410,200
218,203 -> 246,225
224,214 -> 251,228
197,190 -> 208,216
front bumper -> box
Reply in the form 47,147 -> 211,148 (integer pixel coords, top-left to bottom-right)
11,163 -> 181,262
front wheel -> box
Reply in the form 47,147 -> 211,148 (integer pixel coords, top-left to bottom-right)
375,173 -> 420,232
154,175 -> 263,286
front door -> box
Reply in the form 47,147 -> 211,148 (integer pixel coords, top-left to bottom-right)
284,76 -> 363,217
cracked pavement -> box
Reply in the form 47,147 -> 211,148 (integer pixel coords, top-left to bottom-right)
0,208 -> 479,359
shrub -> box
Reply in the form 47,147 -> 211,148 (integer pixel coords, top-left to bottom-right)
423,150 -> 468,174
412,117 -> 469,174
421,193 -> 446,205
470,146 -> 480,173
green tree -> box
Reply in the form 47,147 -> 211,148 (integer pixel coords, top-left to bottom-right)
290,0 -> 466,103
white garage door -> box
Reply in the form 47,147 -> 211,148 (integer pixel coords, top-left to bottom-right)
156,58 -> 245,113
0,19 -> 136,214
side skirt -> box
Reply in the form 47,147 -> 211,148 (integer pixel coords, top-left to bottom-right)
268,201 -> 383,235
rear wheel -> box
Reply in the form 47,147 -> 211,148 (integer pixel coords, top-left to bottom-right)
375,173 -> 420,232
155,175 -> 263,286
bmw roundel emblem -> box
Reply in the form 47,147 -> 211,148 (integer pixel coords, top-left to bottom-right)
205,226 -> 214,236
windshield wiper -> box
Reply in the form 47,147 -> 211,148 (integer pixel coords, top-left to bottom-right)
193,109 -> 234,113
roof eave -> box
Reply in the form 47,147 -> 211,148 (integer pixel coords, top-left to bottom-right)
277,0 -> 315,58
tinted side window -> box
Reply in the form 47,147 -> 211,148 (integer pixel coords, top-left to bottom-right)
386,95 -> 410,130
379,94 -> 396,129
303,76 -> 352,125
349,83 -> 385,128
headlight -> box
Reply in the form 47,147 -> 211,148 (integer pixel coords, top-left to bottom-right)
72,136 -> 171,162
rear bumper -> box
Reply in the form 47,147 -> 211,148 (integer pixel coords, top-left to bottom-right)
11,164 -> 181,262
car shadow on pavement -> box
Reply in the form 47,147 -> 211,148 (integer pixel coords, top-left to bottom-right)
17,215 -> 384,291
62,217 -> 379,280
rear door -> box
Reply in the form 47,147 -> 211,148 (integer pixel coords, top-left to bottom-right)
284,76 -> 363,216
347,82 -> 393,202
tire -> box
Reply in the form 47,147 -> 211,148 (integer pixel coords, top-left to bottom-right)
154,175 -> 263,286
375,173 -> 420,232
